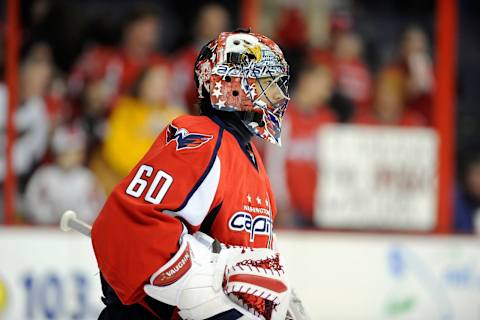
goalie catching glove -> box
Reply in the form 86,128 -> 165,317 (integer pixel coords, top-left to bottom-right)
144,233 -> 291,320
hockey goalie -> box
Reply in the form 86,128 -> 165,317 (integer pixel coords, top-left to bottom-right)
91,30 -> 307,319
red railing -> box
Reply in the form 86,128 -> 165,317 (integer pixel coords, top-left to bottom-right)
4,0 -> 20,225
434,0 -> 457,233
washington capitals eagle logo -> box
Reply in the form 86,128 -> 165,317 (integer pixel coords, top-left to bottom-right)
166,124 -> 214,151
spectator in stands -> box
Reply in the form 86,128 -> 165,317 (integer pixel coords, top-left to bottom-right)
172,3 -> 230,114
265,63 -> 337,227
353,68 -> 427,126
93,64 -> 183,193
331,31 -> 372,113
391,25 -> 434,123
68,4 -> 166,113
24,123 -> 104,224
24,42 -> 69,127
0,52 -> 51,183
309,10 -> 354,69
454,151 -> 480,233
68,3 -> 168,145
310,12 -> 371,116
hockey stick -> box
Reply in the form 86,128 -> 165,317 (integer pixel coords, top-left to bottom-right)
59,210 -> 309,320
60,210 -> 92,237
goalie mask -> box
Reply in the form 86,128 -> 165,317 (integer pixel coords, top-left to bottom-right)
194,31 -> 290,145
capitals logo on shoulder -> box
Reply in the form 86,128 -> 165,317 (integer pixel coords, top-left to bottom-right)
166,124 -> 214,151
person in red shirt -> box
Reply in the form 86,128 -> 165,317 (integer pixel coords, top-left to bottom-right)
353,67 -> 427,127
265,63 -> 337,227
68,4 -> 168,114
332,32 -> 372,112
390,26 -> 434,124
310,20 -> 372,114
91,30 -> 295,319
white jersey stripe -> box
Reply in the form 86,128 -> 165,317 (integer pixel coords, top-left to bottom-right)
165,156 -> 221,226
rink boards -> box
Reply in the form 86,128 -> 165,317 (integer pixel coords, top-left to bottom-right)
1,228 -> 479,320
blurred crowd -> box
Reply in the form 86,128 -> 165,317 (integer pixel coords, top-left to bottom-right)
0,0 -> 478,234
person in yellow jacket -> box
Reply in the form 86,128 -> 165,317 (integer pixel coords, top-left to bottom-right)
99,64 -> 184,191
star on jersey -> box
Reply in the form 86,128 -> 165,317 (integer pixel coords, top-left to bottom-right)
217,99 -> 226,108
166,124 -> 213,151
265,199 -> 270,207
247,194 -> 252,203
256,196 -> 262,205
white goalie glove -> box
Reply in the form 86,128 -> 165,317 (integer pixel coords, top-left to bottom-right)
144,233 -> 291,320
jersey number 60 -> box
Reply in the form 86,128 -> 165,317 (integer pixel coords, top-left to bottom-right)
126,164 -> 173,204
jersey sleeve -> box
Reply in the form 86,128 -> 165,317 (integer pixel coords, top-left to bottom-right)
91,115 -> 223,305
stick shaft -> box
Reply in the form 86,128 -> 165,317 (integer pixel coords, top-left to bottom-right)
61,210 -> 92,238
69,218 -> 92,237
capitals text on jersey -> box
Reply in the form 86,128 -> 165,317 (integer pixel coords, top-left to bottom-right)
228,211 -> 272,242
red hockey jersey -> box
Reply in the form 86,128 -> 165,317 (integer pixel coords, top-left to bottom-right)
91,115 -> 277,307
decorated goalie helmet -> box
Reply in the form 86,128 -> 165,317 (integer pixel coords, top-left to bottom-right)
194,30 -> 290,145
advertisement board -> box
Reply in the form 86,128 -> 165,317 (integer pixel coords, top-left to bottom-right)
315,125 -> 438,230
0,228 -> 103,320
278,232 -> 480,320
2,228 -> 479,319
